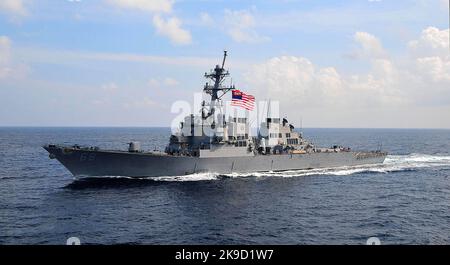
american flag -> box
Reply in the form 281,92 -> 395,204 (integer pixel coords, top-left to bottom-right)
231,90 -> 255,111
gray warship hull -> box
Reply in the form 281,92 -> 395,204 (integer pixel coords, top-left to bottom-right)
44,145 -> 387,178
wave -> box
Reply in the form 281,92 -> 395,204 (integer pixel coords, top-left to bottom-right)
150,153 -> 450,182
385,153 -> 450,165
152,172 -> 221,182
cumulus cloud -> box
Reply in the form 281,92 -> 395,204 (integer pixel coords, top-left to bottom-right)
408,27 -> 450,58
353,31 -> 387,59
415,57 -> 450,82
107,0 -> 192,45
152,15 -> 192,45
224,9 -> 269,43
244,55 -> 396,111
407,27 -> 450,100
246,56 -> 315,105
244,28 -> 450,126
107,0 -> 172,13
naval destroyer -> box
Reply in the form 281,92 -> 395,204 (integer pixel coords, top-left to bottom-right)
44,51 -> 387,178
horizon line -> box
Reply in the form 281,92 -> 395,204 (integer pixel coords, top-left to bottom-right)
0,125 -> 449,130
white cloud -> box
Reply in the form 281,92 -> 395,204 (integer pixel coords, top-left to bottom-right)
107,0 -> 172,13
152,15 -> 192,45
244,56 -> 347,109
408,27 -> 449,58
407,27 -> 450,100
244,54 -> 410,127
0,0 -> 27,18
415,56 -> 450,83
106,0 -> 192,45
224,9 -> 269,43
244,28 -> 450,127
353,31 -> 387,59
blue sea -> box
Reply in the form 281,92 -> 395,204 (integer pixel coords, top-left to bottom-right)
1,127 -> 450,245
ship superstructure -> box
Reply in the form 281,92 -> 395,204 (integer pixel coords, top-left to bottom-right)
44,52 -> 387,178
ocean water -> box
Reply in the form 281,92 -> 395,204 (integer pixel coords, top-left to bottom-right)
1,127 -> 450,245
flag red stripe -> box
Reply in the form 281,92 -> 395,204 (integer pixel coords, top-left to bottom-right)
231,103 -> 254,108
232,103 -> 254,107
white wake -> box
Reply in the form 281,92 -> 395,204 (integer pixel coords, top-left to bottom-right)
151,153 -> 450,182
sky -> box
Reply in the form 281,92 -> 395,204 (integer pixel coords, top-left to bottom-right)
0,0 -> 449,128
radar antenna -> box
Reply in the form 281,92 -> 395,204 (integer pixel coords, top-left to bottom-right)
221,50 -> 227,69
202,51 -> 235,119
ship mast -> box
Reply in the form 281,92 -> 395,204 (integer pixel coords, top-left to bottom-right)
203,51 -> 235,120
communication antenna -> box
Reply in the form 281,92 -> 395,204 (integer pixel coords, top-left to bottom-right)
222,50 -> 228,69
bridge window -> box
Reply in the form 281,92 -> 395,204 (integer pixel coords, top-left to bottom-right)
270,133 -> 279,138
287,139 -> 299,145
